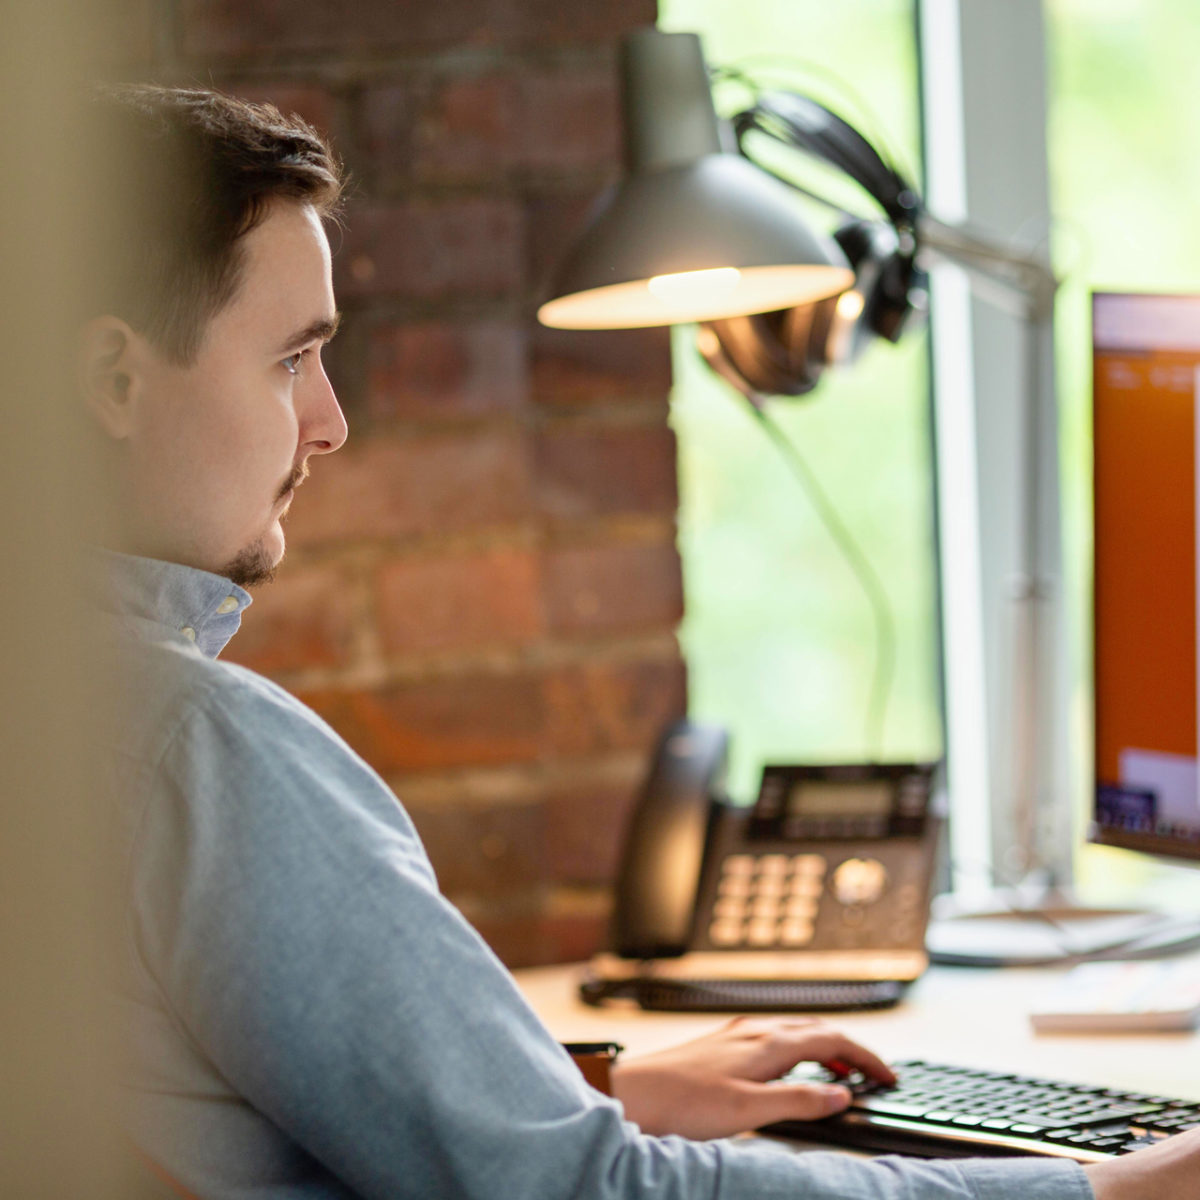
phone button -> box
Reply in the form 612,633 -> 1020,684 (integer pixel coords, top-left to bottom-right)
791,854 -> 826,876
710,920 -> 745,946
747,920 -> 781,946
789,875 -> 824,899
780,920 -> 815,946
723,854 -> 756,876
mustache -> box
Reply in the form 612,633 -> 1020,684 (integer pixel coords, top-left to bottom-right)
276,460 -> 310,503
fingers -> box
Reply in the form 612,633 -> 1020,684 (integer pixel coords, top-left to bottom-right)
807,1029 -> 896,1084
743,1079 -> 853,1128
746,1019 -> 895,1085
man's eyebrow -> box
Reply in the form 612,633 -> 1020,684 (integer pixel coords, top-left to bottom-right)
278,311 -> 342,354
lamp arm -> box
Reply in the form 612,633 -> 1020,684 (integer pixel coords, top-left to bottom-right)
916,213 -> 1058,321
724,117 -> 1056,321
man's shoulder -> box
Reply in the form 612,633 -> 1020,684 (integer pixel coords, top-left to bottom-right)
105,617 -> 422,865
104,616 -> 332,768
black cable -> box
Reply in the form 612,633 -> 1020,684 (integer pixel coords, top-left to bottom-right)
738,397 -> 898,760
709,59 -> 919,193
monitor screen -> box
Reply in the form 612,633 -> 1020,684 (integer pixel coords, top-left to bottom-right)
1092,291 -> 1200,863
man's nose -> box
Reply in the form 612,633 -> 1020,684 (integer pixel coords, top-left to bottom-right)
302,357 -> 348,455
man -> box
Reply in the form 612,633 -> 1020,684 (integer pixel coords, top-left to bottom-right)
87,84 -> 1195,1200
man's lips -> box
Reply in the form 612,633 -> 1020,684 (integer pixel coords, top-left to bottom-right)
276,462 -> 310,507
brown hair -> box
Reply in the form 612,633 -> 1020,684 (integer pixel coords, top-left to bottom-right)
91,85 -> 344,364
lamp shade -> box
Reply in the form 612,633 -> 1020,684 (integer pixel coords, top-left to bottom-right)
537,29 -> 854,331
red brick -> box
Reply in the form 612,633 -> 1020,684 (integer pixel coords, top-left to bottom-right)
180,0 -> 651,60
378,547 -> 543,656
181,0 -> 503,58
334,198 -> 523,301
394,64 -> 620,182
284,429 -> 534,548
405,798 -> 546,897
300,672 -> 543,771
545,775 -> 640,884
516,68 -> 620,172
458,905 -> 550,969
500,0 -> 657,48
529,322 -> 671,407
221,561 -> 357,675
367,319 -> 527,422
544,542 -> 684,637
453,897 -> 611,967
525,188 -> 613,307
410,71 -> 520,182
360,82 -> 415,177
539,909 -> 610,964
216,81 -> 336,140
536,424 -> 677,521
543,657 -> 687,759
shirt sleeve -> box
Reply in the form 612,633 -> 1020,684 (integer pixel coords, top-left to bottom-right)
128,668 -> 1095,1200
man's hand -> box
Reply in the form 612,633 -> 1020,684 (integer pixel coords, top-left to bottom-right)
609,1016 -> 895,1141
1084,1125 -> 1200,1200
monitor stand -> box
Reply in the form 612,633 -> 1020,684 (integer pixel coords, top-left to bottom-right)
925,888 -> 1200,967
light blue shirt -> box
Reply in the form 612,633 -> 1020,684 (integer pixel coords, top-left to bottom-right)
95,551 -> 1094,1199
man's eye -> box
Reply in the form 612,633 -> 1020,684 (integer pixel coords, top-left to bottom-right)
281,349 -> 309,376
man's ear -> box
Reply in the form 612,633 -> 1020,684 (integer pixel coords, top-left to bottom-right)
79,316 -> 143,439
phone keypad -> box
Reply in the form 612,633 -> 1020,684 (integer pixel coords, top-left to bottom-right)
707,853 -> 826,949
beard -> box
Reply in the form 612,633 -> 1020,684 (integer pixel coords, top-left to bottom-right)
222,538 -> 279,589
220,460 -> 309,589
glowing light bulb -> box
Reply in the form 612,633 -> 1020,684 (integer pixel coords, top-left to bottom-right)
647,266 -> 741,311
836,289 -> 865,320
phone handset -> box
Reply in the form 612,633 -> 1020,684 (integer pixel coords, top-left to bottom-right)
612,719 -> 729,959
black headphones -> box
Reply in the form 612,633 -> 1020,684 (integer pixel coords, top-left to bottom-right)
698,89 -> 928,398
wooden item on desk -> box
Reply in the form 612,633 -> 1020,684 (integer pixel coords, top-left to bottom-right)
589,948 -> 928,983
564,1041 -> 623,1095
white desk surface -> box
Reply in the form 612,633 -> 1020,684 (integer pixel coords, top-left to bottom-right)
514,960 -> 1200,1102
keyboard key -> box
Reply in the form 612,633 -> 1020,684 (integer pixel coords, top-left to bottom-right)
852,1096 -> 930,1119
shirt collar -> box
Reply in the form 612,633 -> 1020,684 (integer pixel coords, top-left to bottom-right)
87,549 -> 252,659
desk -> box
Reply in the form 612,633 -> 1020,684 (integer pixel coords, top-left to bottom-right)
515,961 -> 1200,1102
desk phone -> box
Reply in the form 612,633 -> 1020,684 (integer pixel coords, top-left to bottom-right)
582,719 -> 943,1011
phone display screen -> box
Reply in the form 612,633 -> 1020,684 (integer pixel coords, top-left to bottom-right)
752,763 -> 934,840
787,781 -> 893,818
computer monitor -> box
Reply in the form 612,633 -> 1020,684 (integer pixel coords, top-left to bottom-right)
1092,290 -> 1200,865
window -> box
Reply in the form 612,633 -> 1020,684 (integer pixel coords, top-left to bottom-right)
658,0 -> 941,800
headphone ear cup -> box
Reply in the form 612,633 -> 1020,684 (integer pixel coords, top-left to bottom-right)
828,218 -> 925,362
700,299 -> 838,399
872,253 -> 927,344
834,217 -> 930,345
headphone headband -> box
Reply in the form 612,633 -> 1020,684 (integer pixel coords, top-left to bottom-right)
697,86 -> 927,399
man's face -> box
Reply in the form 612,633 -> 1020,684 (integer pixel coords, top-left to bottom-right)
109,200 -> 346,585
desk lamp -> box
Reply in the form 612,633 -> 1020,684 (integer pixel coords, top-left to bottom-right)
541,28 -> 1200,964
536,29 -> 854,332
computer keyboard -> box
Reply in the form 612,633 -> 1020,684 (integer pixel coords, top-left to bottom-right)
767,1059 -> 1200,1162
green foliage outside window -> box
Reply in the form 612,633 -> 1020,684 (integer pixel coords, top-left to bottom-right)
658,0 -> 939,802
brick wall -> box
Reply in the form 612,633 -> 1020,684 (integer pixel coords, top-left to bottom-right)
117,0 -> 685,966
